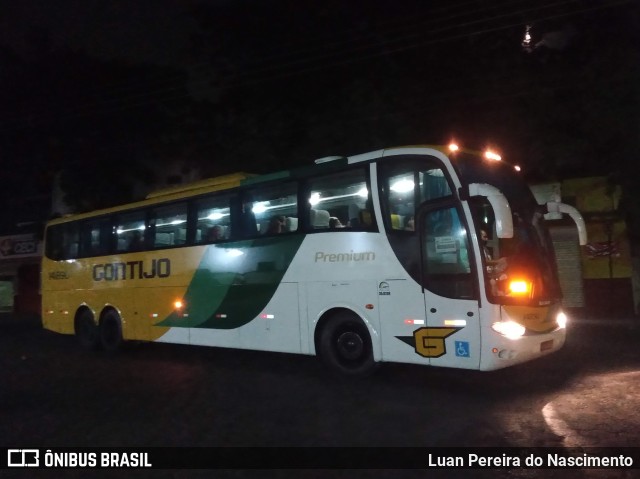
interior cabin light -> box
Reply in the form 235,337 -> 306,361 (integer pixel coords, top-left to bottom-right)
252,201 -> 270,214
309,192 -> 321,205
390,179 -> 415,193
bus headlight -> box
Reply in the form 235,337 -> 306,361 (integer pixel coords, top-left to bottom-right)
556,311 -> 568,329
491,320 -> 526,339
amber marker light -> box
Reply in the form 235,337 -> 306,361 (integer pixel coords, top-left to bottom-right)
174,299 -> 184,309
448,143 -> 460,152
484,150 -> 502,161
508,280 -> 531,295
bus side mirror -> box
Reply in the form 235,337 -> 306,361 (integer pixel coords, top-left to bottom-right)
546,201 -> 588,245
467,183 -> 514,239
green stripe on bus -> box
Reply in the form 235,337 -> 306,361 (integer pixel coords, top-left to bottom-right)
156,234 -> 305,329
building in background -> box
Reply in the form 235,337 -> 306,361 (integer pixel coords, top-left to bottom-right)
0,233 -> 42,317
532,177 -> 637,319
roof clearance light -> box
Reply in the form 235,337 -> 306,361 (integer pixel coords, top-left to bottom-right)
484,150 -> 502,161
448,143 -> 460,152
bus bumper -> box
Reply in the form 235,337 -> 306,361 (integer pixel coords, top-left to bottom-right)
479,327 -> 566,371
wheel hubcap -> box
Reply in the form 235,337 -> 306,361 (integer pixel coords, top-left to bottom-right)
336,331 -> 364,360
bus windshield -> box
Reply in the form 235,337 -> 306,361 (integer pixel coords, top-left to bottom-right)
454,153 -> 561,305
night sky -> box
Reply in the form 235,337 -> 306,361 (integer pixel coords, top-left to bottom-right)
0,0 -> 638,231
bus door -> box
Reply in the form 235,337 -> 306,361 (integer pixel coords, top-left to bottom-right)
418,202 -> 481,369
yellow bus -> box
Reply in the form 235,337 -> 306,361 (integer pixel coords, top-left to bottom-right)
42,145 -> 586,375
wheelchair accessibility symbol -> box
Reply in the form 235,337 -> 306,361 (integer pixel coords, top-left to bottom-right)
455,341 -> 470,358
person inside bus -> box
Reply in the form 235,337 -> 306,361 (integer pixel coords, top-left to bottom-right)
128,231 -> 145,252
266,215 -> 286,234
480,227 -> 509,296
329,217 -> 344,229
405,216 -> 415,231
204,225 -> 224,242
480,228 -> 507,274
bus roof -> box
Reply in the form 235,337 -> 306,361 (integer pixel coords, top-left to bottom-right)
47,145 -> 469,226
146,172 -> 254,199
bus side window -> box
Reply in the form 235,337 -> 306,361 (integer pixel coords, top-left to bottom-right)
45,223 -> 80,260
115,211 -> 147,253
381,159 -> 452,232
244,183 -> 298,236
63,224 -> 80,259
45,226 -> 62,260
195,195 -> 233,243
80,218 -> 110,257
151,202 -> 187,248
307,167 -> 372,231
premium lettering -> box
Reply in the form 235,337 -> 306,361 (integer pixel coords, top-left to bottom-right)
93,259 -> 171,281
314,251 -> 375,263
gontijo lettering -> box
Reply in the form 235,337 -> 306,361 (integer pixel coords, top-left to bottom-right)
314,251 -> 375,262
92,259 -> 171,281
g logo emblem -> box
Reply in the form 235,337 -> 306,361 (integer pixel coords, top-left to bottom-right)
413,327 -> 461,358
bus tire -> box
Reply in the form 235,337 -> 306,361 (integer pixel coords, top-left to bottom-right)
318,311 -> 377,376
75,309 -> 100,351
100,310 -> 123,353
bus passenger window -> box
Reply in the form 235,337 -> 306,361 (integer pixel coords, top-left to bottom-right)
46,223 -> 79,260
116,211 -> 147,253
245,183 -> 297,236
80,218 -> 110,257
195,195 -> 232,243
307,167 -> 372,231
381,160 -> 452,232
152,202 -> 187,248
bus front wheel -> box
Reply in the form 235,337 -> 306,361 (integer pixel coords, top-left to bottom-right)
100,310 -> 123,353
75,309 -> 100,351
318,311 -> 377,376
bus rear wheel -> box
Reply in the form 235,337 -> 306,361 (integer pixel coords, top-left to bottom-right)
75,309 -> 100,351
100,310 -> 123,353
318,311 -> 377,376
